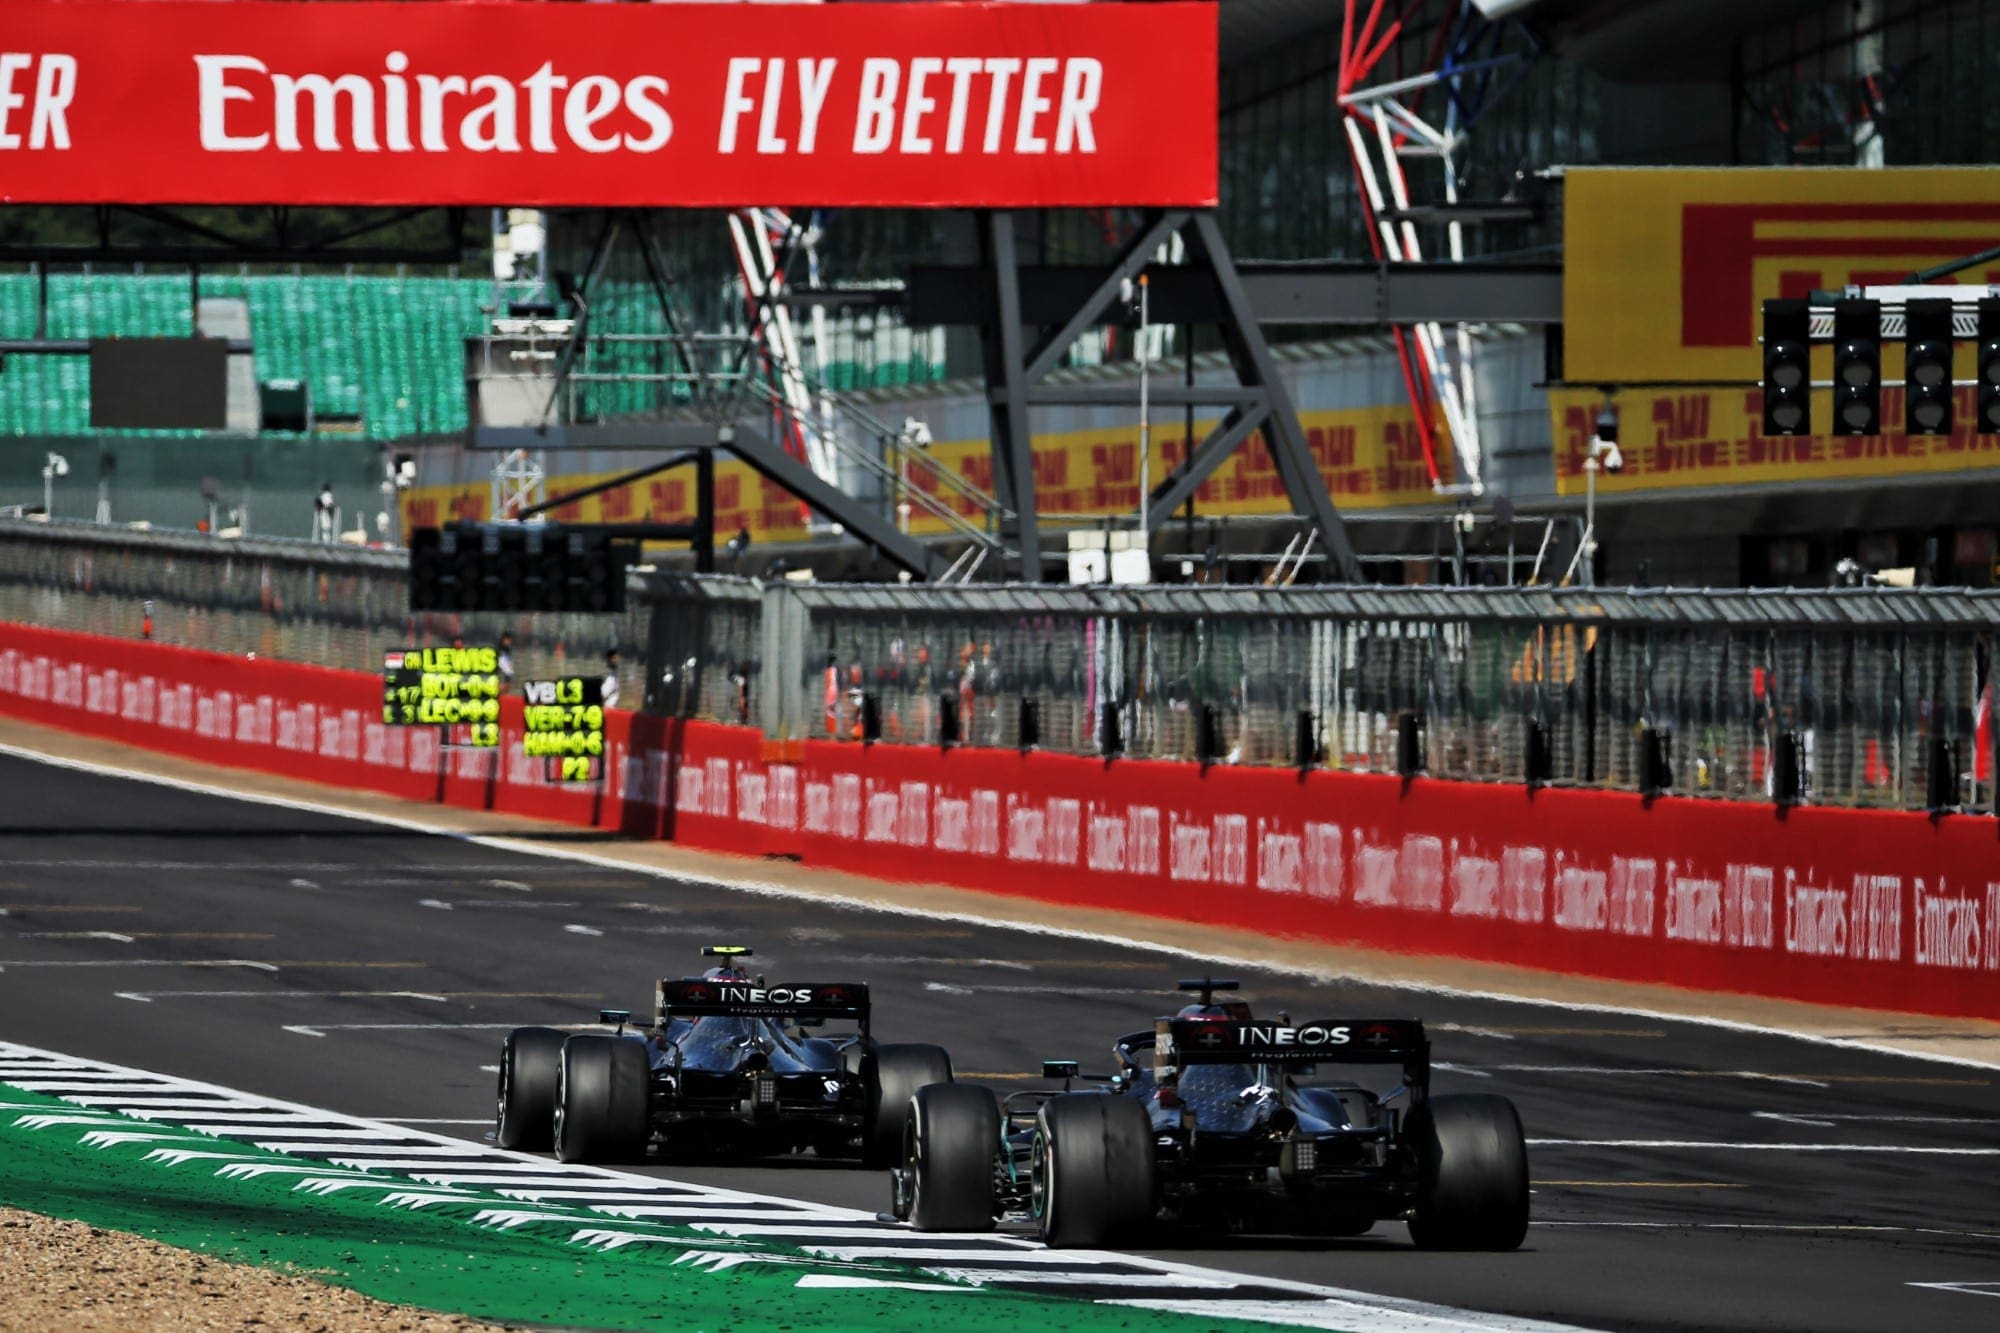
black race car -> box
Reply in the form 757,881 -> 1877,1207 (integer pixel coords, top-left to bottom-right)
890,979 -> 1528,1250
496,946 -> 953,1165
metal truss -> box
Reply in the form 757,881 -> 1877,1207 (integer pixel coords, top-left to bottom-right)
1337,0 -> 1542,500
0,205 -> 473,265
978,209 -> 1363,582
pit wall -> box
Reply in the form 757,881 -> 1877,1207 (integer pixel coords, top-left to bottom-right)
3,621 -> 1995,1021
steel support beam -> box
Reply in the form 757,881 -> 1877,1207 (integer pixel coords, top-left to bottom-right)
908,260 -> 1563,327
519,452 -> 698,519
1144,403 -> 1270,532
724,421 -> 946,580
1185,212 -> 1362,583
979,211 -> 1038,580
1021,384 -> 1266,408
1023,209 -> 1188,381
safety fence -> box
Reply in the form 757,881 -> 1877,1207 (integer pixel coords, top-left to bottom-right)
0,518 -> 651,702
0,518 -> 1993,814
747,582 -> 1999,817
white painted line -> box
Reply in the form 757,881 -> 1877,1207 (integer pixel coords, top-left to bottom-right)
418,899 -> 453,911
919,983 -> 1160,996
0,959 -> 278,970
376,1118 -> 494,1126
1527,1138 -> 2000,1155
118,990 -> 453,1003
846,955 -> 1034,971
600,1205 -> 850,1222
1540,1222 -> 2000,1241
488,880 -> 534,893
284,1023 -> 530,1037
939,1268 -> 1240,1288
5,736 -> 1994,1077
1491,1065 -> 1830,1087
793,1275 -> 971,1293
564,924 -> 604,937
1751,1111 -> 1996,1126
1909,1282 -> 2000,1299
805,1247 -> 1089,1265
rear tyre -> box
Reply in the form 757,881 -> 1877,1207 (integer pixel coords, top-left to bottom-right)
1032,1093 -> 1155,1248
906,1084 -> 1000,1232
496,1026 -> 564,1151
554,1034 -> 650,1164
863,1043 -> 953,1168
1405,1094 -> 1530,1251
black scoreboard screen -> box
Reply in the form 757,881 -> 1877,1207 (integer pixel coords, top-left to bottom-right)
382,647 -> 501,746
523,677 -> 604,781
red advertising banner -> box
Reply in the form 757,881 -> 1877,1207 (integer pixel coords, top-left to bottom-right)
0,1 -> 1217,207
4,620 -> 1997,1023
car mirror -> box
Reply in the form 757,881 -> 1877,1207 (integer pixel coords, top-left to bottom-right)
1041,1060 -> 1080,1079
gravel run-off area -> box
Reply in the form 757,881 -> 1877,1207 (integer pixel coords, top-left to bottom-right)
0,1207 -> 514,1333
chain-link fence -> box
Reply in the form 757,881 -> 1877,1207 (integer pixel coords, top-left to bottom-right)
757,582 -> 1999,816
0,517 -> 654,704
2,518 -> 1994,813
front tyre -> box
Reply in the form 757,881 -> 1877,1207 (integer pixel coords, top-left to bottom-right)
496,1026 -> 564,1151
1405,1094 -> 1530,1251
554,1034 -> 650,1164
863,1043 -> 953,1168
1031,1093 -> 1155,1248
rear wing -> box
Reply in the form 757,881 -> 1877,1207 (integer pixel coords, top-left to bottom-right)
655,978 -> 870,1025
1157,1017 -> 1429,1083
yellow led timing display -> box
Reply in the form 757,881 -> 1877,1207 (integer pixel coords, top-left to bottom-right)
522,676 -> 604,781
382,646 -> 501,745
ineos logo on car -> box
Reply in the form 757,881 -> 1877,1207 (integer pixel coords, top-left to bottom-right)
1241,1024 -> 1351,1047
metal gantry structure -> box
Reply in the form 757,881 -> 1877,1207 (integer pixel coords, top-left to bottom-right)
1335,0 -> 1543,500
480,206 -> 1563,584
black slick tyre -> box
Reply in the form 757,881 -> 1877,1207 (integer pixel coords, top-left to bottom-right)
1031,1093 -> 1155,1248
863,1043 -> 953,1168
496,1026 -> 564,1151
1405,1093 -> 1530,1251
554,1034 -> 650,1164
905,1083 -> 1000,1232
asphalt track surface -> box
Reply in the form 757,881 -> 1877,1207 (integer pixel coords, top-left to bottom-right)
1,751 -> 1997,1331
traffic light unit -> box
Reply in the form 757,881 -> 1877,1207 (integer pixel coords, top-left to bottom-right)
1903,298 -> 1954,436
1980,296 -> 2000,435
1760,299 -> 1811,436
1761,291 -> 2000,440
1830,298 -> 1881,436
408,522 -> 637,613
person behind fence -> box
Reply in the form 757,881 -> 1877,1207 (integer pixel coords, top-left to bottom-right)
601,648 -> 621,709
312,482 -> 336,542
497,631 -> 516,686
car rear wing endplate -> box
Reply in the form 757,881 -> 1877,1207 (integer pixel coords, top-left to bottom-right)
655,978 -> 870,1023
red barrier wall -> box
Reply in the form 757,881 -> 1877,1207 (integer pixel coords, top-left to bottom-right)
4,623 -> 1996,1020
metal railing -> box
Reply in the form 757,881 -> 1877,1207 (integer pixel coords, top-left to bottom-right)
750,582 -> 1999,815
0,518 -> 653,705
1,518 -> 1993,813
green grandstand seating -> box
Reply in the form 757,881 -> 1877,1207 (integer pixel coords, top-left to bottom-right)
0,267 -> 946,440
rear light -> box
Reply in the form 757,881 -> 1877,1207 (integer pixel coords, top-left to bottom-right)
1293,1138 -> 1316,1173
755,1076 -> 777,1105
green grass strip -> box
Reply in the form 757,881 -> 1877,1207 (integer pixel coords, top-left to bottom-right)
0,1085 -> 1311,1332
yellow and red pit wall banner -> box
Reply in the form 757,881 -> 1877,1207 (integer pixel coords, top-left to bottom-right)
402,402 -> 1452,544
1557,166 -> 2000,496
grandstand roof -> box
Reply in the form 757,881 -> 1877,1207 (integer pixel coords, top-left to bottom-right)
1471,0 -> 1837,77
